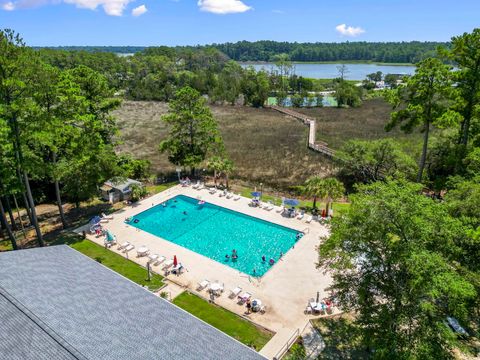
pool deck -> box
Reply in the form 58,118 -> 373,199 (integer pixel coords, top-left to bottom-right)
79,185 -> 333,359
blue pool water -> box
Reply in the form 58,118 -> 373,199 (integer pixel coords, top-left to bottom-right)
129,195 -> 300,277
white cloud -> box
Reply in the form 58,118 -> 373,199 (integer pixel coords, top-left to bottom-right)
335,23 -> 365,37
1,1 -> 15,9
131,3 -> 146,16
198,0 -> 251,14
272,9 -> 284,14
1,0 -> 133,15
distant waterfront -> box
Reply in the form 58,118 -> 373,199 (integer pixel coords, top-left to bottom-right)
240,62 -> 416,80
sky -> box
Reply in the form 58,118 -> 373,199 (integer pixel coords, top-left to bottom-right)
0,0 -> 479,46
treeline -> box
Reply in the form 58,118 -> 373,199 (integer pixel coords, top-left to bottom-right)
36,46 -> 145,53
39,41 -> 450,64
37,47 -> 326,107
182,41 -> 449,63
0,30 -> 149,249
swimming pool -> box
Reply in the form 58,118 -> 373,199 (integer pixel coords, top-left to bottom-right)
129,195 -> 300,277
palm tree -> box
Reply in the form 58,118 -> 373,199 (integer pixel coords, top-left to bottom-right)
304,176 -> 323,210
219,158 -> 235,189
319,178 -> 345,214
206,156 -> 223,187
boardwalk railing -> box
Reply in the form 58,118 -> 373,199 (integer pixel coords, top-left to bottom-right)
268,106 -> 335,158
273,328 -> 300,360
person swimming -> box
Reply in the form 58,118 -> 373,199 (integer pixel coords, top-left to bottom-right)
133,219 -> 140,224
296,232 -> 302,241
279,252 -> 283,259
183,211 -> 188,215
261,255 -> 266,262
225,254 -> 230,260
269,258 -> 275,265
162,202 -> 167,207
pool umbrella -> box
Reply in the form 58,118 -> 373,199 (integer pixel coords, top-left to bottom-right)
284,199 -> 300,207
106,230 -> 115,242
251,191 -> 262,198
173,255 -> 178,267
90,216 -> 101,225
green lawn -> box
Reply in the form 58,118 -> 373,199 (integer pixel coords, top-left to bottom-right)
70,238 -> 165,291
145,181 -> 178,195
239,187 -> 350,215
173,291 -> 273,350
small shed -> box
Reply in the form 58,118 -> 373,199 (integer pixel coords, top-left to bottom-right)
100,178 -> 142,203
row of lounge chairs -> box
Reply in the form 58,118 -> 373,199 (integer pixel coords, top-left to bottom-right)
196,280 -> 266,313
117,243 -> 183,273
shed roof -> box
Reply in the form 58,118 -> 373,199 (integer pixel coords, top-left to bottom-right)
104,178 -> 142,192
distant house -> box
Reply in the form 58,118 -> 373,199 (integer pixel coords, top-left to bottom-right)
100,178 -> 142,203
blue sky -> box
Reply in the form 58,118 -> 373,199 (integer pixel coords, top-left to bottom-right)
0,0 -> 479,46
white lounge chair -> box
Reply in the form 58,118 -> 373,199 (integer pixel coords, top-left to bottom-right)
101,212 -> 114,220
148,254 -> 159,264
197,279 -> 210,290
123,244 -> 135,253
118,241 -> 130,250
265,202 -> 274,211
209,187 -> 217,194
233,194 -> 241,201
156,256 -> 166,265
237,292 -> 251,304
297,211 -> 305,220
197,184 -> 204,191
219,190 -> 227,197
276,206 -> 285,213
305,215 -> 313,223
192,181 -> 201,189
259,305 -> 267,314
162,259 -> 174,269
229,286 -> 242,298
226,192 -> 233,199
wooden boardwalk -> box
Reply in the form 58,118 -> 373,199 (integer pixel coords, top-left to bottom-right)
268,106 -> 335,158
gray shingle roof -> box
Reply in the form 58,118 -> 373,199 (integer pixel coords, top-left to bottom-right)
0,245 -> 266,360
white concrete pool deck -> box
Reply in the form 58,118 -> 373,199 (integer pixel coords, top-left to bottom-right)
79,185 -> 333,359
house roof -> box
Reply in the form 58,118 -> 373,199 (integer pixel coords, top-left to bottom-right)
104,178 -> 142,193
0,246 -> 265,360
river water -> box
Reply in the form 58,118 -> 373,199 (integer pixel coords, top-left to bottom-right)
241,62 -> 416,80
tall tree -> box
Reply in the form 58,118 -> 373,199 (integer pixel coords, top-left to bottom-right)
337,139 -> 417,187
241,67 -> 270,107
213,60 -> 243,105
160,86 -> 224,175
0,29 -> 44,246
446,29 -> 480,147
319,180 -> 476,358
386,58 -> 455,182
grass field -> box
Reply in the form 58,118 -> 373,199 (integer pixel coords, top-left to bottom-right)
113,99 -> 421,188
172,291 -> 273,350
114,101 -> 335,188
298,98 -> 422,151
